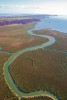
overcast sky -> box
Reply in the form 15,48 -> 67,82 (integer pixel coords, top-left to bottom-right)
0,0 -> 67,15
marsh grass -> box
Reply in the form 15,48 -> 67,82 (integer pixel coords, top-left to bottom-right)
10,29 -> 67,100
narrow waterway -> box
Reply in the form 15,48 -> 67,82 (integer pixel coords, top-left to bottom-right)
3,19 -> 59,100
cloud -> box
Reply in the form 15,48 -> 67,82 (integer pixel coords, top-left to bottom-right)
0,5 -> 41,9
0,2 -> 67,15
0,5 -> 25,9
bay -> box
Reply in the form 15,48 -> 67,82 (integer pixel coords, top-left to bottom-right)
35,15 -> 67,34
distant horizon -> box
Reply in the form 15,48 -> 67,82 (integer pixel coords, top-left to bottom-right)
0,13 -> 67,15
0,13 -> 58,15
0,13 -> 67,17
0,13 -> 57,16
0,13 -> 67,16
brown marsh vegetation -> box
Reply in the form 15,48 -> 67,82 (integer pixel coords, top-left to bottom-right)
0,22 -> 67,100
0,23 -> 48,100
0,23 -> 48,52
0,53 -> 18,100
10,29 -> 67,100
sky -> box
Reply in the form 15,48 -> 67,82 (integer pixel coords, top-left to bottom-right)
0,0 -> 67,15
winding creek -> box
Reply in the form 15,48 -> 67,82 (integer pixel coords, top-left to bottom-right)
1,20 -> 60,100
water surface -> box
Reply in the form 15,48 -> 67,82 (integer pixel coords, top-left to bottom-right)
35,15 -> 67,33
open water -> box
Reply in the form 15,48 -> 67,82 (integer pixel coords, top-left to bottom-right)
35,15 -> 67,34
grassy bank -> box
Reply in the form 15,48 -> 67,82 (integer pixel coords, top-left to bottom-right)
0,23 -> 48,52
0,23 -> 48,100
10,29 -> 67,100
0,53 -> 18,100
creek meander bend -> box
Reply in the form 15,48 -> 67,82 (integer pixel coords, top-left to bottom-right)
2,24 -> 59,100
